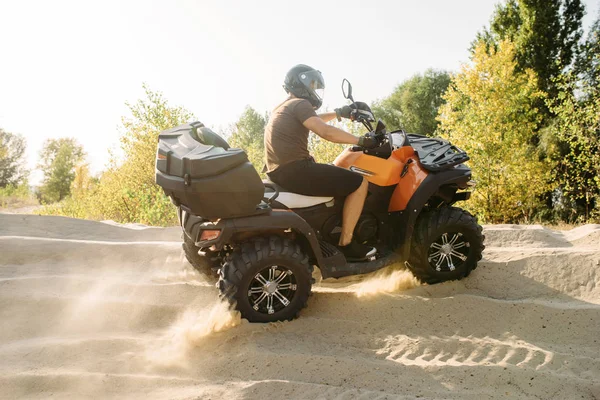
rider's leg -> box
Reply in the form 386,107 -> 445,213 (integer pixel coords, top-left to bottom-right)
268,159 -> 375,258
339,177 -> 368,246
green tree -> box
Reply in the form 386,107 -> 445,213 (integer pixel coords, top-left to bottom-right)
97,85 -> 195,224
371,69 -> 451,135
38,138 -> 85,203
474,0 -> 585,99
575,11 -> 600,92
439,41 -> 551,223
228,106 -> 267,172
0,128 -> 28,187
547,75 -> 600,221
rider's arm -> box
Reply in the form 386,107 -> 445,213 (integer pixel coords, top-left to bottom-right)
303,116 -> 359,145
317,112 -> 337,123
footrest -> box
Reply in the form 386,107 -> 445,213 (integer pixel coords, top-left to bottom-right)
318,240 -> 347,271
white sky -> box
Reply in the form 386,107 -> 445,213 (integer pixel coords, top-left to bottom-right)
1,0 -> 598,184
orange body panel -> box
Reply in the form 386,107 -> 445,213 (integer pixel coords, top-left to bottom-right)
333,147 -> 428,212
333,149 -> 403,186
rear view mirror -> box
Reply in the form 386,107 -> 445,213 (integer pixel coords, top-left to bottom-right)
342,79 -> 354,102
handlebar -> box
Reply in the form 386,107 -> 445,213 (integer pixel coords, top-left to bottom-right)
351,110 -> 375,131
352,131 -> 388,152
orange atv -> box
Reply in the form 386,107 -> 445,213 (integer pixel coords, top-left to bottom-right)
155,79 -> 485,323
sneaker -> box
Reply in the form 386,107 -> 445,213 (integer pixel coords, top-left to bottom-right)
338,240 -> 377,261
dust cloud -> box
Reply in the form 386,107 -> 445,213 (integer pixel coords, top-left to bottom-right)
352,267 -> 421,297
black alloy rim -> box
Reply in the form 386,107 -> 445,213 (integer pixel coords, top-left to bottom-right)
247,265 -> 297,315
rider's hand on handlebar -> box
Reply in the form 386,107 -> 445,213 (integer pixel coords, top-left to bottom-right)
336,102 -> 373,121
350,102 -> 375,122
334,105 -> 353,121
357,133 -> 378,149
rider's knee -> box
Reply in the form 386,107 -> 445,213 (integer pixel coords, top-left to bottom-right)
357,177 -> 369,192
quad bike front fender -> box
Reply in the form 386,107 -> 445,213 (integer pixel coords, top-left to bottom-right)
395,165 -> 472,260
180,206 -> 326,268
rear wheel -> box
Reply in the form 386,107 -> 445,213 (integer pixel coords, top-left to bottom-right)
182,233 -> 219,278
218,236 -> 313,323
407,207 -> 484,284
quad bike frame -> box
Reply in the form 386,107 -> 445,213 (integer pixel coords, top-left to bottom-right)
179,161 -> 472,279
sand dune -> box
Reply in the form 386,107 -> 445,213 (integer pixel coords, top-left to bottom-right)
0,214 -> 598,399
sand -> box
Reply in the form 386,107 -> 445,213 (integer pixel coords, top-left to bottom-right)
0,214 -> 598,399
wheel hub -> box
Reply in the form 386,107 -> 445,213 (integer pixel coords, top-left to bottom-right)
440,243 -> 453,255
265,281 -> 278,294
427,232 -> 470,273
248,266 -> 297,315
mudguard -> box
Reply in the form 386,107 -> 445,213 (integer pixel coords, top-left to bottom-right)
180,206 -> 326,268
394,164 -> 471,260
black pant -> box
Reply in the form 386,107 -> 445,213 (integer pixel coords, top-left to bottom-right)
268,158 -> 363,197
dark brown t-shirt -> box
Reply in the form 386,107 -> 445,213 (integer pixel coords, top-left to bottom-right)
264,97 -> 317,173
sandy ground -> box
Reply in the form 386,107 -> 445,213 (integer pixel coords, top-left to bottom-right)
0,214 -> 599,400
0,205 -> 42,214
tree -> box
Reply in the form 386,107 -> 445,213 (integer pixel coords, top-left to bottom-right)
228,106 -> 267,172
101,85 -> 195,224
42,85 -> 196,224
117,84 -> 195,187
575,11 -> 600,92
438,41 -> 551,223
38,138 -> 85,203
474,0 -> 585,99
0,129 -> 28,187
547,75 -> 600,221
70,163 -> 96,196
371,69 -> 451,135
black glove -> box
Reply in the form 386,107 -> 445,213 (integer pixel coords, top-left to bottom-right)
334,105 -> 353,121
358,134 -> 378,149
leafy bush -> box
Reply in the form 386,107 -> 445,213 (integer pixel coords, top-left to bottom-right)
0,182 -> 37,209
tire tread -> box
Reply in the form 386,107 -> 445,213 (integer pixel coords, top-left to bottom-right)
218,236 -> 313,322
407,207 -> 485,284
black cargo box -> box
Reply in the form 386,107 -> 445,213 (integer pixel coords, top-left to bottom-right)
155,121 -> 264,219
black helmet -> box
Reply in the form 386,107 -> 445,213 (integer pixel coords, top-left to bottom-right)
283,64 -> 325,109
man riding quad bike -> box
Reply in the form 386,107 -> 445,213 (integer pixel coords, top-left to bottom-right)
155,66 -> 485,323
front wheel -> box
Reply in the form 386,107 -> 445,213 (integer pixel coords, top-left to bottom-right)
218,236 -> 313,323
407,207 -> 484,284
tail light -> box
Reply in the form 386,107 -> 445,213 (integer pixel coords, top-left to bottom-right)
200,230 -> 221,241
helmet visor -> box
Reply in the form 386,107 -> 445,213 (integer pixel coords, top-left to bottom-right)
299,70 -> 325,100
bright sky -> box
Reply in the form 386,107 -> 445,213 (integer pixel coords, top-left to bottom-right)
1,0 -> 598,184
